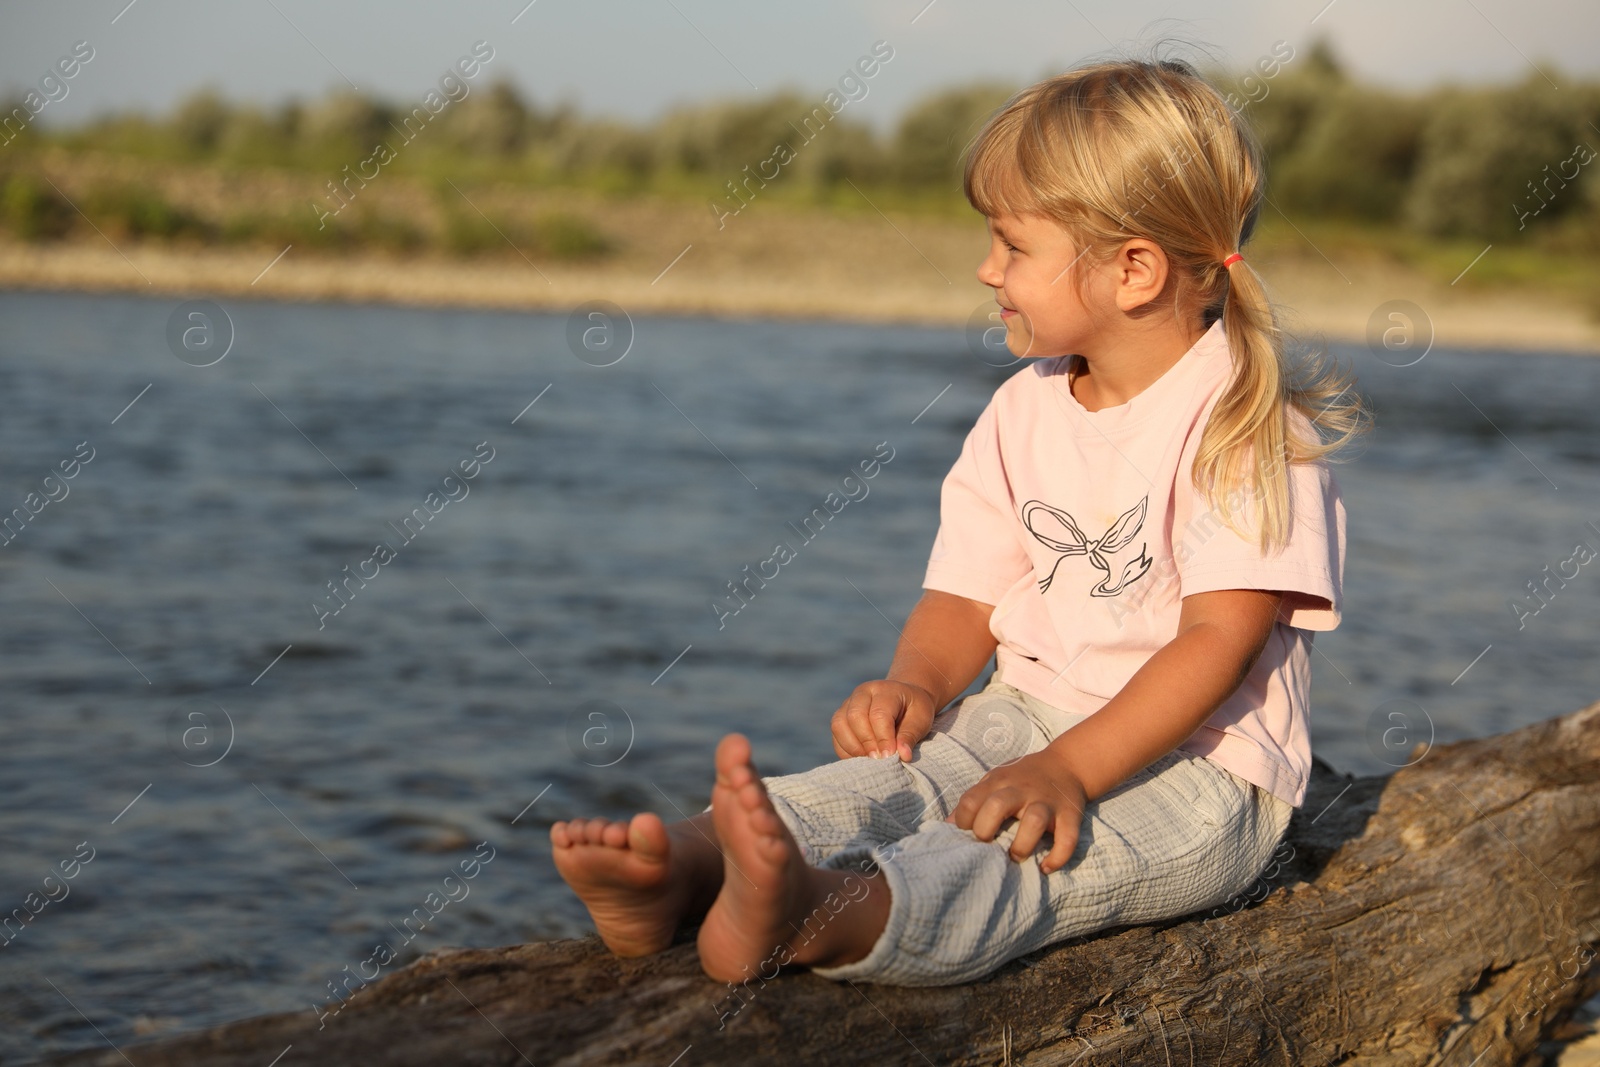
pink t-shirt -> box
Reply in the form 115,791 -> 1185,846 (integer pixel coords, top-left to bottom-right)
923,319 -> 1345,808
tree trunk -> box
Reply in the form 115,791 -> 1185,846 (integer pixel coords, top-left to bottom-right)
50,701 -> 1600,1066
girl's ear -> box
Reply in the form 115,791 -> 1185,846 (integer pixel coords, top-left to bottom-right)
1112,238 -> 1171,312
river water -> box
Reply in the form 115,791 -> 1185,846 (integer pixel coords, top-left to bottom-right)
1,289 -> 1596,1060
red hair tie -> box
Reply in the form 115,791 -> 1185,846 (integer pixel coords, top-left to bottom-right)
1222,253 -> 1244,269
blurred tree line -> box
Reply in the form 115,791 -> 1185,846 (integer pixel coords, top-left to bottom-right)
1245,41 -> 1599,250
1,38 -> 1596,257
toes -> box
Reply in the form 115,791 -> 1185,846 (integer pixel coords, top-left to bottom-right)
724,762 -> 755,790
749,804 -> 785,838
735,779 -> 770,813
755,832 -> 789,864
550,816 -> 666,854
715,733 -> 754,784
730,780 -> 788,842
629,812 -> 671,860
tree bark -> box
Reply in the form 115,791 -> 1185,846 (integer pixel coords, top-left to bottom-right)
51,701 -> 1600,1067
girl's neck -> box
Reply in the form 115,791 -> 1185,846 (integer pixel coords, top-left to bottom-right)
1068,315 -> 1209,412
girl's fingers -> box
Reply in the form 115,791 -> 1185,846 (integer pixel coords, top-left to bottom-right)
894,699 -> 934,762
844,693 -> 877,754
1009,801 -> 1053,862
867,696 -> 902,758
830,711 -> 865,758
971,790 -> 1018,842
946,794 -> 970,829
1042,810 -> 1080,874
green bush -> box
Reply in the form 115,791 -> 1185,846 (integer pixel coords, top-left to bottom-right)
1269,85 -> 1425,222
531,210 -> 610,259
1235,42 -> 1348,165
438,203 -> 611,260
547,120 -> 656,184
443,80 -> 532,157
890,83 -> 1015,188
439,204 -> 516,256
56,111 -> 174,159
173,87 -> 231,155
83,181 -> 212,241
1404,73 -> 1585,240
1,174 -> 75,240
802,120 -> 886,187
216,105 -> 301,167
300,90 -> 395,158
350,206 -> 426,253
649,91 -> 894,195
0,96 -> 41,151
656,95 -> 809,176
221,203 -> 431,253
221,206 -> 348,249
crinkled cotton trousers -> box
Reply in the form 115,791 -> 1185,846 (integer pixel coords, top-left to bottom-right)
753,673 -> 1295,987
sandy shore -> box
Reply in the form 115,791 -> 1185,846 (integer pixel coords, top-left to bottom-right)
2,207 -> 1597,354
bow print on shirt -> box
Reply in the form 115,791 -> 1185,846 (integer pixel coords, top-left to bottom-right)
1021,497 -> 1154,597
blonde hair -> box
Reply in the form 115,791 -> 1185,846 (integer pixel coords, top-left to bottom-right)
962,56 -> 1369,554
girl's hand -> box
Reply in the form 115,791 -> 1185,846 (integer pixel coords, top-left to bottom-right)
946,746 -> 1086,874
831,680 -> 938,762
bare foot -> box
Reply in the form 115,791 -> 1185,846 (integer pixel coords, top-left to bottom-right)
550,811 -> 692,957
696,734 -> 822,983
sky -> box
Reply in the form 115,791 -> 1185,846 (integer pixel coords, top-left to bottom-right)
1,0 -> 1593,132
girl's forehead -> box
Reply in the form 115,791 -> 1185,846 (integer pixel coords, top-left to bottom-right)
989,212 -> 1062,237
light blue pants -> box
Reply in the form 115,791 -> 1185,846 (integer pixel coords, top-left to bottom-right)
758,673 -> 1294,986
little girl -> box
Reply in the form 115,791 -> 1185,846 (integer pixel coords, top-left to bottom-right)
551,56 -> 1364,988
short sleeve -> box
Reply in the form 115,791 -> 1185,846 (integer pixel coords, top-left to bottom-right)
922,399 -> 1032,607
1174,435 -> 1346,632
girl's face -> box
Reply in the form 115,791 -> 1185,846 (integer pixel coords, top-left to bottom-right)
975,211 -> 1107,359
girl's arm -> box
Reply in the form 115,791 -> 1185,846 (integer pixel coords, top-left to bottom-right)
947,587 -> 1285,873
831,589 -> 998,761
1052,587 -> 1284,799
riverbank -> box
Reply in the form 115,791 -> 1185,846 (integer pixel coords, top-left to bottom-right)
2,179 -> 1597,353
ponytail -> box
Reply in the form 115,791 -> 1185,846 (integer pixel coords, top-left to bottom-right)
1196,230 -> 1367,554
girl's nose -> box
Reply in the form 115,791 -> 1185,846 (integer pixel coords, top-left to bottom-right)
976,251 -> 1003,289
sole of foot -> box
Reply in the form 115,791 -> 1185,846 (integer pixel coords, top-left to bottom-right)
550,811 -> 689,958
696,733 -> 814,983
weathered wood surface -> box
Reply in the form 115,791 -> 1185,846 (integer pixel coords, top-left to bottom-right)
52,701 -> 1600,1066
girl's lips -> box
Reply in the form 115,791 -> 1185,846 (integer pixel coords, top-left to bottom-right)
999,308 -> 1018,319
